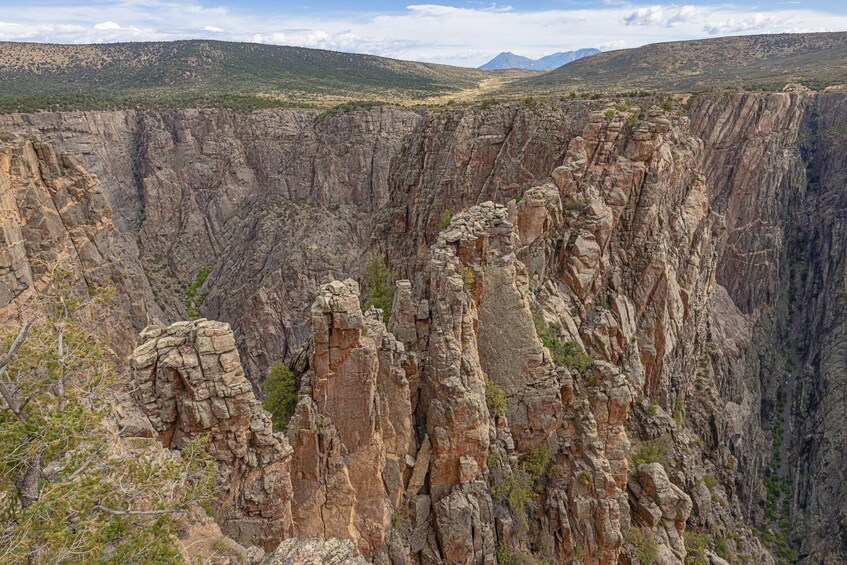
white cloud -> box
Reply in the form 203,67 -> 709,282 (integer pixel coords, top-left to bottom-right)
623,5 -> 706,27
704,14 -> 787,35
93,21 -> 122,31
0,1 -> 844,66
597,40 -> 627,51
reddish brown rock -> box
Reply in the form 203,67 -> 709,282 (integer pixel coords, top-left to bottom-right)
129,319 -> 293,551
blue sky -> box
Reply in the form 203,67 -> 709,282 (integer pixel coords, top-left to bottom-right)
1,1 -> 845,66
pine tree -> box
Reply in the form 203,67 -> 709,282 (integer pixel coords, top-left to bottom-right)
364,254 -> 395,324
0,264 -> 216,563
262,363 -> 298,432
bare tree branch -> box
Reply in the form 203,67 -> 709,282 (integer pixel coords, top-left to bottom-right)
0,318 -> 33,421
66,447 -> 103,482
0,318 -> 32,371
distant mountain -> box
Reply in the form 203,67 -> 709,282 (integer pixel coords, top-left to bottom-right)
479,48 -> 600,71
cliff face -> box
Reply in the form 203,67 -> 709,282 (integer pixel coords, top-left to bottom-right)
0,104 -> 583,379
789,94 -> 847,563
0,136 -> 157,353
0,107 -> 422,377
1,92 -> 846,563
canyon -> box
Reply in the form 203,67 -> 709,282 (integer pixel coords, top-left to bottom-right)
1,91 -> 845,564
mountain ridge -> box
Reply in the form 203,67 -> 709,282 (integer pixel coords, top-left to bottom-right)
479,48 -> 600,70
508,31 -> 847,92
0,39 -> 488,112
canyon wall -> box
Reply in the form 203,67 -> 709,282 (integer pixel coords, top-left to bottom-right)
1,92 -> 845,563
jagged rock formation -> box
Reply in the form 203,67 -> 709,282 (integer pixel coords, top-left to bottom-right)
3,92 -> 847,563
629,463 -> 692,563
0,107 -> 422,377
288,279 -> 414,556
129,319 -> 293,551
376,101 -> 591,276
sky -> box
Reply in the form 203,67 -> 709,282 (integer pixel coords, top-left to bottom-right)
0,1 -> 846,67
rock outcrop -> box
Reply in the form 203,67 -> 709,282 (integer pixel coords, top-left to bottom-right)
629,463 -> 692,563
289,279 -> 415,557
129,319 -> 293,551
3,104 -> 593,380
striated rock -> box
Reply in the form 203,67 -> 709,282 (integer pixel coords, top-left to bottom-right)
129,319 -> 293,551
0,107 -> 421,378
377,102 -> 591,277
416,205 -> 502,564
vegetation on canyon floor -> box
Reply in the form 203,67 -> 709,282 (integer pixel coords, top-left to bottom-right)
364,255 -> 395,324
262,363 -> 298,433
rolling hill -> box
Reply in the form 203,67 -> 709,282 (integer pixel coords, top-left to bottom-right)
2,32 -> 846,114
0,40 -> 489,112
507,32 -> 847,94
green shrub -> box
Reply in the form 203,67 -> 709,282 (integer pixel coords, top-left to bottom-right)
390,509 -> 404,530
495,542 -> 544,565
496,542 -> 518,565
684,531 -> 709,565
262,363 -> 298,432
703,475 -> 719,489
492,470 -> 534,531
521,446 -> 551,481
626,527 -> 658,564
536,321 -> 591,374
364,254 -> 395,323
714,537 -> 730,560
439,209 -> 453,230
461,266 -> 475,288
0,316 -> 217,563
487,451 -> 502,468
185,266 -> 212,318
485,377 -> 507,417
490,446 -> 551,532
627,435 -> 673,470
604,108 -> 616,122
672,396 -> 683,426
